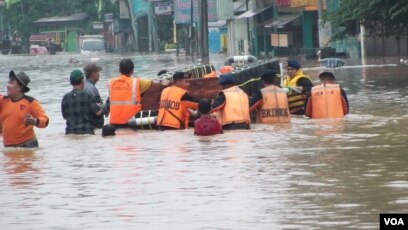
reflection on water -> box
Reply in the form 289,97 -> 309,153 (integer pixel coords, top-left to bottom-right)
3,149 -> 40,186
0,54 -> 408,229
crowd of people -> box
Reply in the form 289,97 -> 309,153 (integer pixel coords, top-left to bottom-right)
0,59 -> 349,148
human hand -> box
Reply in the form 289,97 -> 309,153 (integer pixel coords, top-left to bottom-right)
24,114 -> 38,126
282,87 -> 290,93
188,108 -> 198,116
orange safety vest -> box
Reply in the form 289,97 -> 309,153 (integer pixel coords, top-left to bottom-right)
108,75 -> 141,124
216,86 -> 250,126
157,86 -> 188,129
310,84 -> 344,119
257,85 -> 291,123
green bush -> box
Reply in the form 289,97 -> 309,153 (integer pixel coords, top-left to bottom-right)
165,43 -> 177,49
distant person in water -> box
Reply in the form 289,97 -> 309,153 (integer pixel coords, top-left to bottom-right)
83,63 -> 105,128
106,58 -> 153,127
61,70 -> 103,135
211,74 -> 250,130
194,99 -> 222,136
156,71 -> 199,130
305,71 -> 349,119
281,60 -> 313,115
249,70 -> 290,124
0,71 -> 49,147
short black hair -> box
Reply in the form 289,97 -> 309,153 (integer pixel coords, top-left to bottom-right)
261,70 -> 276,84
319,71 -> 336,80
119,58 -> 134,75
172,71 -> 189,82
198,99 -> 211,114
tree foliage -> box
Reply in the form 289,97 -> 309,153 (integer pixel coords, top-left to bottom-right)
2,0 -> 117,37
324,0 -> 408,40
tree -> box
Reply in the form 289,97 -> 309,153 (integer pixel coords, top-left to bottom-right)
3,0 -> 117,38
324,0 -> 408,40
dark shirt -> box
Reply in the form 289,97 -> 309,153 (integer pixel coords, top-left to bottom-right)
296,78 -> 314,95
61,89 -> 101,135
181,92 -> 199,102
84,79 -> 104,128
339,88 -> 349,110
194,115 -> 223,136
211,92 -> 226,111
249,89 -> 262,109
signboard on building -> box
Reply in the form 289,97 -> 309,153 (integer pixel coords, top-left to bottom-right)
92,21 -> 104,30
104,13 -> 114,22
271,34 -> 279,46
291,0 -> 318,7
276,0 -> 291,7
271,33 -> 288,47
155,1 -> 172,15
276,0 -> 318,8
174,0 -> 217,24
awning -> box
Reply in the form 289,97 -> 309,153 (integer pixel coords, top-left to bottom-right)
264,14 -> 301,28
208,20 -> 227,28
29,34 -> 51,42
33,13 -> 88,25
236,6 -> 272,19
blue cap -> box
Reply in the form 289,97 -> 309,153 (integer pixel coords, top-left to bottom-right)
287,60 -> 301,69
218,74 -> 235,85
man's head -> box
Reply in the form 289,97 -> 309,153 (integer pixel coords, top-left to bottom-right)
319,71 -> 336,84
83,63 -> 102,81
218,74 -> 235,89
172,71 -> 190,89
198,98 -> 211,115
9,70 -> 30,93
119,58 -> 134,75
286,60 -> 301,78
261,70 -> 277,85
70,70 -> 85,87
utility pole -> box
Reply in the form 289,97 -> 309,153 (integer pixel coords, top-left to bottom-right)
317,0 -> 323,48
148,2 -> 152,52
200,0 -> 209,64
360,24 -> 366,65
0,1 -> 4,32
246,0 -> 250,54
126,0 -> 138,51
188,0 -> 193,56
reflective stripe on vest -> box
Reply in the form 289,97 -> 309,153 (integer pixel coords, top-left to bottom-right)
110,78 -> 140,105
108,76 -> 142,124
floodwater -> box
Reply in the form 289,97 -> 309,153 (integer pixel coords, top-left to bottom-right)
0,53 -> 407,230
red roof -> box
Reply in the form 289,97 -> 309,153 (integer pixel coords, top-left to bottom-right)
30,34 -> 50,42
